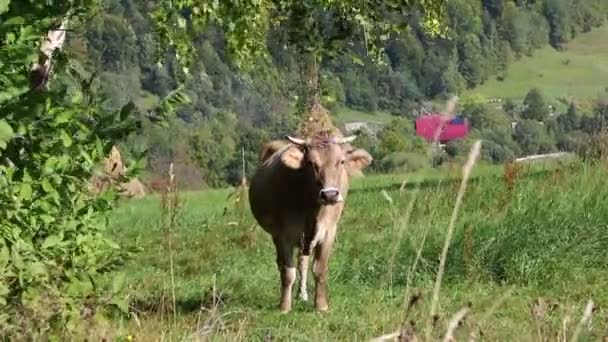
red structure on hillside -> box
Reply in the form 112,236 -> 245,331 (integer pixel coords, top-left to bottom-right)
415,113 -> 470,143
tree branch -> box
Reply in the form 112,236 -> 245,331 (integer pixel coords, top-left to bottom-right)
29,18 -> 69,90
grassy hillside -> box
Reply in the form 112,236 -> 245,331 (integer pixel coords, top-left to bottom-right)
468,25 -> 608,102
332,107 -> 396,125
96,157 -> 607,340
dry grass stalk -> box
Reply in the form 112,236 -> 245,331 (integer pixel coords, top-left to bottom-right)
372,210 -> 427,342
531,297 -> 560,341
160,163 -> 180,331
402,231 -> 427,318
503,160 -> 522,191
443,307 -> 470,342
570,299 -> 595,342
467,287 -> 515,341
189,275 -> 249,341
426,140 -> 482,341
223,176 -> 249,219
370,331 -> 402,342
427,95 -> 459,160
400,179 -> 408,193
384,183 -> 420,296
561,312 -> 572,342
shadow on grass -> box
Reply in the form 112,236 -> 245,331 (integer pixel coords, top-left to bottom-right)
129,287 -> 229,315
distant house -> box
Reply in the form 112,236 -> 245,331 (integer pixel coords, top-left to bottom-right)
414,113 -> 470,144
342,121 -> 383,135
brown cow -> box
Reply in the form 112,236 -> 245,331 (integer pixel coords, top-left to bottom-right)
248,131 -> 372,313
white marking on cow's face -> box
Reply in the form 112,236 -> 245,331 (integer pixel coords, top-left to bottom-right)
308,144 -> 350,205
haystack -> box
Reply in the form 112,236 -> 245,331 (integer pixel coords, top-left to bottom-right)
119,178 -> 147,198
296,102 -> 343,139
88,145 -> 147,198
105,145 -> 125,178
294,103 -> 366,178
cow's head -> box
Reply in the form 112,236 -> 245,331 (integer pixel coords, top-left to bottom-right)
280,132 -> 372,205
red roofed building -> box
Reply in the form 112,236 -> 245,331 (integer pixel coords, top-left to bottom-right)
415,113 -> 470,144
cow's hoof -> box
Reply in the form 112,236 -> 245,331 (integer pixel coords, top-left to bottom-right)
315,303 -> 329,312
316,306 -> 329,313
279,304 -> 291,314
299,292 -> 309,302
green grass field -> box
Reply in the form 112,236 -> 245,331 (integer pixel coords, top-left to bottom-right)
332,106 -> 396,125
98,156 -> 608,341
466,25 -> 608,102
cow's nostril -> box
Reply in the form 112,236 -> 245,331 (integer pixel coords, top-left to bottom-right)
320,189 -> 340,202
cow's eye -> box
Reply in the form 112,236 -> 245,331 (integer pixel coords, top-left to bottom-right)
339,159 -> 345,165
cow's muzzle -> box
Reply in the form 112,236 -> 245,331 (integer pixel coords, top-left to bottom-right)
320,187 -> 343,204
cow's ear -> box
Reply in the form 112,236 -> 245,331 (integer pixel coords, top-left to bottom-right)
260,140 -> 288,162
346,149 -> 372,171
280,145 -> 305,169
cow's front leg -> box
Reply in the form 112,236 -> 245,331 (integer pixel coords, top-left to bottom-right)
297,250 -> 309,302
313,228 -> 336,312
273,236 -> 295,313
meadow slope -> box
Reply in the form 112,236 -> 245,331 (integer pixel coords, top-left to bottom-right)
467,25 -> 608,102
99,158 -> 608,341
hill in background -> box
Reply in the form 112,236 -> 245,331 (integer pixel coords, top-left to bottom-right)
468,24 -> 608,103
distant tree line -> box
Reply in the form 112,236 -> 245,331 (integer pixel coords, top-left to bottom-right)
70,0 -> 608,188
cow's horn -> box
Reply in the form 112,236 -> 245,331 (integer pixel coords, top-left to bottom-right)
337,135 -> 357,144
286,136 -> 308,146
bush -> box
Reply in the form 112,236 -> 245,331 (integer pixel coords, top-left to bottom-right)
0,70 -> 139,336
576,130 -> 608,161
0,7 -> 185,336
556,130 -> 588,152
378,152 -> 428,173
481,140 -> 516,163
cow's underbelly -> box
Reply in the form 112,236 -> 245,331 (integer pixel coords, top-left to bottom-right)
258,209 -> 310,242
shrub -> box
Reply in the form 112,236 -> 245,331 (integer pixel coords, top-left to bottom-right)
576,129 -> 608,161
378,152 -> 428,173
0,6 -> 185,337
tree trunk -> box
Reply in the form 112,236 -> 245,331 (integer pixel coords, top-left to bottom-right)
296,54 -> 342,138
29,19 -> 68,90
302,55 -> 321,111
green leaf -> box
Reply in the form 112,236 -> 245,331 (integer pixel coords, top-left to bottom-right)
109,297 -> 129,314
0,1 -> 11,16
111,272 -> 126,294
28,262 -> 46,277
43,157 -> 58,174
66,278 -> 93,297
60,130 -> 73,147
54,110 -> 74,124
0,245 -> 9,268
0,119 -> 15,149
19,183 -> 32,201
41,179 -> 55,193
40,215 -> 55,224
119,101 -> 136,122
42,234 -> 62,249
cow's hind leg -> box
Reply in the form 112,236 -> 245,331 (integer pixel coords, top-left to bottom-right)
297,249 -> 310,302
312,228 -> 336,312
273,236 -> 295,313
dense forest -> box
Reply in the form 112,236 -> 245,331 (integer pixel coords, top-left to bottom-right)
70,0 -> 608,188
